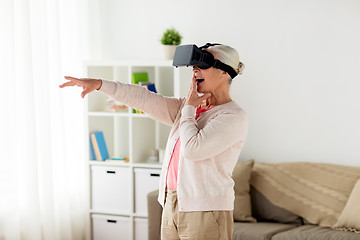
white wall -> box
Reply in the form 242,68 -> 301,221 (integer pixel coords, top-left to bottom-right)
89,0 -> 360,166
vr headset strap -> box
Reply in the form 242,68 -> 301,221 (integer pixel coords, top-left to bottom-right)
200,43 -> 238,79
199,43 -> 222,49
213,60 -> 238,79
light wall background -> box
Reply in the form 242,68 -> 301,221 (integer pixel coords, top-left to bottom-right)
87,0 -> 360,166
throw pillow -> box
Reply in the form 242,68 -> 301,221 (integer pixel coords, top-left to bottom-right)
250,186 -> 303,224
333,179 -> 360,233
231,159 -> 256,222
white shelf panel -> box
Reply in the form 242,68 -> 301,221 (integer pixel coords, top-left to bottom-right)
85,59 -> 173,67
89,210 -> 151,219
132,213 -> 148,218
90,209 -> 131,217
130,113 -> 150,118
88,161 -> 162,169
88,111 -> 129,117
89,160 -> 130,167
132,162 -> 162,169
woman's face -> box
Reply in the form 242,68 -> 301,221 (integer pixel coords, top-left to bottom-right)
192,66 -> 226,94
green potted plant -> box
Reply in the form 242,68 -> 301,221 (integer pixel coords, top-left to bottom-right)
161,27 -> 183,59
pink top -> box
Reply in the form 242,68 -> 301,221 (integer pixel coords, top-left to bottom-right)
166,106 -> 214,190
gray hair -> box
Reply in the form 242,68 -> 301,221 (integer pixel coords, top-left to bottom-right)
207,44 -> 244,84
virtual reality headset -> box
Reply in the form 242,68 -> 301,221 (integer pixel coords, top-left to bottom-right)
172,43 -> 238,79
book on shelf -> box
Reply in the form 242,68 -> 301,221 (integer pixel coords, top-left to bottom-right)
139,81 -> 157,93
105,156 -> 129,163
90,131 -> 109,161
89,138 -> 95,160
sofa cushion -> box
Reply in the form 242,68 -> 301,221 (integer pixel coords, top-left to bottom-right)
272,225 -> 360,240
250,186 -> 302,224
232,159 -> 256,222
333,179 -> 360,233
232,222 -> 297,240
250,162 -> 360,227
147,190 -> 162,240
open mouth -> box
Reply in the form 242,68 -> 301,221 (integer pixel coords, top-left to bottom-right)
196,78 -> 205,83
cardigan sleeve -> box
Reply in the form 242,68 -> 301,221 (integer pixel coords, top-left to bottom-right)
179,105 -> 248,161
99,80 -> 184,126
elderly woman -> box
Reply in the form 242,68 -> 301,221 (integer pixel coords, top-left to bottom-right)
60,43 -> 247,240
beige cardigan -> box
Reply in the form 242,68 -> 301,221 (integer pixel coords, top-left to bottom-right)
99,80 -> 248,211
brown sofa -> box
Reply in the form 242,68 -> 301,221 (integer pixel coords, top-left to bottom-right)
147,161 -> 360,240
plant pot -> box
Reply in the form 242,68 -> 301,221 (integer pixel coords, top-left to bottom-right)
163,45 -> 177,60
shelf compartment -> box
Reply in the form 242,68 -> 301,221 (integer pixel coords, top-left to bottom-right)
88,91 -> 129,113
87,66 -> 114,80
131,118 -> 155,163
114,117 -> 130,159
130,66 -> 155,84
88,116 -> 114,160
114,66 -> 129,84
87,66 -> 114,112
156,66 -> 174,97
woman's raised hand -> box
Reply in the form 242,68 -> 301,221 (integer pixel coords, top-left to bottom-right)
59,76 -> 102,98
185,76 -> 211,107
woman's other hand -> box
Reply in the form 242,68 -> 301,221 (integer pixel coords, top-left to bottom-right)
59,76 -> 102,98
185,76 -> 211,107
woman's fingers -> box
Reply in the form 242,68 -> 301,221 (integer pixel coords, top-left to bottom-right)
59,76 -> 84,88
190,76 -> 197,91
59,81 -> 76,88
64,76 -> 80,81
187,76 -> 197,99
81,88 -> 92,98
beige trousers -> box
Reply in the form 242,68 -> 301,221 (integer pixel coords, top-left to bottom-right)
161,189 -> 233,240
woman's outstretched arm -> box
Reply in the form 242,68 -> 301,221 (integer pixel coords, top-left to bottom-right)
59,76 -> 184,126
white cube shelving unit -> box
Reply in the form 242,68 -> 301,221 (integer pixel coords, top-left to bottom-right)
84,60 -> 191,240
